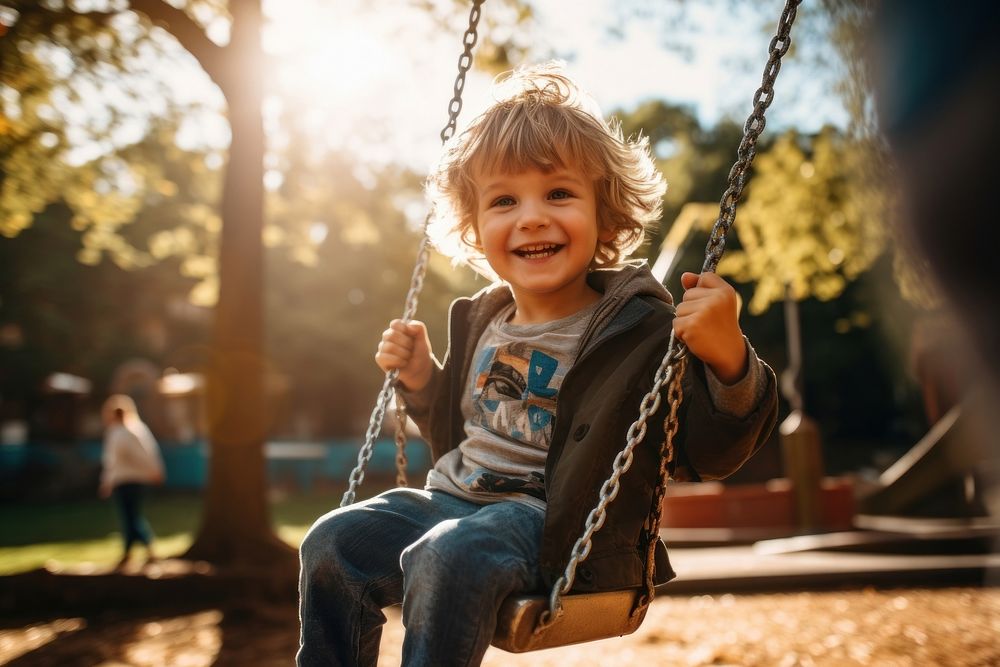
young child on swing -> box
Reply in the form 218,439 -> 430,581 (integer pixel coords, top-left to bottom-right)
298,62 -> 777,667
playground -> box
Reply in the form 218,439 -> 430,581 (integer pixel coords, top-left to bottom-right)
2,483 -> 999,665
2,0 -> 1000,665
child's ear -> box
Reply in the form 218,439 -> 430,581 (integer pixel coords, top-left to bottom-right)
597,225 -> 616,244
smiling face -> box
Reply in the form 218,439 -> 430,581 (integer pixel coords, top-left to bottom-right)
473,166 -> 612,322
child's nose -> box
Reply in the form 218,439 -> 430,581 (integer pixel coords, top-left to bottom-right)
517,202 -> 550,230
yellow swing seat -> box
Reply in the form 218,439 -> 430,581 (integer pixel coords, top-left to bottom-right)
492,588 -> 647,653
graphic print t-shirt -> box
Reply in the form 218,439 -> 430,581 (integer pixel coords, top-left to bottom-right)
425,300 -> 600,512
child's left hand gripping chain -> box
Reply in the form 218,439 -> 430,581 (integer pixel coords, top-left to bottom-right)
375,319 -> 435,392
673,272 -> 749,385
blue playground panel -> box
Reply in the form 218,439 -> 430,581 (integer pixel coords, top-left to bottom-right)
0,439 -> 430,493
268,439 -> 430,492
162,442 -> 209,488
0,444 -> 27,480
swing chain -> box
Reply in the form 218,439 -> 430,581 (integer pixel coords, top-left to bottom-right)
342,372 -> 396,506
535,330 -> 688,632
634,354 -> 687,618
702,0 -> 801,274
441,0 -> 486,143
341,230 -> 432,506
341,0 -> 486,507
537,0 -> 802,634
394,391 -> 410,488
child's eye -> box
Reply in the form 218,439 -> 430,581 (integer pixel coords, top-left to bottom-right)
491,195 -> 516,208
549,189 -> 572,200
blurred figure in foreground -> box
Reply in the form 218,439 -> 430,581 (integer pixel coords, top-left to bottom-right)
871,0 -> 1000,391
100,394 -> 165,569
871,1 -> 1000,518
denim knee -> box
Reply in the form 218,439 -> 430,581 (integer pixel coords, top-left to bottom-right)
400,519 -> 468,579
400,517 -> 531,587
299,509 -> 349,583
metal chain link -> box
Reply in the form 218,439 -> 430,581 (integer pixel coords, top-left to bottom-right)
633,354 -> 686,618
341,0 -> 486,507
394,391 -> 410,488
441,0 -> 485,144
702,0 -> 801,274
535,0 -> 802,630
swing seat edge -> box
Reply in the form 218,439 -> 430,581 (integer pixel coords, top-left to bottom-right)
491,588 -> 647,653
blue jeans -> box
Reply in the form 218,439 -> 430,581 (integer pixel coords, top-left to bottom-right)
297,488 -> 545,667
113,483 -> 153,554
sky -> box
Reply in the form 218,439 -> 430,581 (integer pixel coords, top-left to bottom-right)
50,0 -> 850,179
532,0 -> 846,131
254,0 -> 849,173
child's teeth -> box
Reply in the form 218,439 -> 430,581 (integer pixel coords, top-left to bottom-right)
518,243 -> 558,258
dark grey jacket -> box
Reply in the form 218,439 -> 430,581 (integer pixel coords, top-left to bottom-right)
402,263 -> 778,592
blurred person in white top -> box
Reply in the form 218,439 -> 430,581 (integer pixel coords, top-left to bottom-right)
99,394 -> 165,569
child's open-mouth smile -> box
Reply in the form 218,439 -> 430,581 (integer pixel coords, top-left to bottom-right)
512,243 -> 564,260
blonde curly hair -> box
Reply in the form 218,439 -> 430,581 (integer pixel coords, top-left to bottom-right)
426,62 -> 666,272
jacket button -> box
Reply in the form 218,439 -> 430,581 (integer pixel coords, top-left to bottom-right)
578,566 -> 594,582
573,424 -> 590,441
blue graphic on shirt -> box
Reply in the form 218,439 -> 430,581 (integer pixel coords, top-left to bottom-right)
471,341 -> 563,448
527,350 -> 558,398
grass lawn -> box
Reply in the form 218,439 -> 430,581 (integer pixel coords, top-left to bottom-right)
0,486 -> 382,575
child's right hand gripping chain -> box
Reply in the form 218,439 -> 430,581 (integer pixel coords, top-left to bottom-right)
673,272 -> 749,385
375,319 -> 435,392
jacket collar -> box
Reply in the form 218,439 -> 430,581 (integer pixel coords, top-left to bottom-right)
579,262 -> 673,352
454,262 -> 673,372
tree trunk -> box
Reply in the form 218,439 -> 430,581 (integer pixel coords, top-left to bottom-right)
182,0 -> 296,571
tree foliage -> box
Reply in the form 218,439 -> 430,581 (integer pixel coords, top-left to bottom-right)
264,115 -> 478,437
0,2 -> 223,267
0,204 -> 206,421
0,0 -> 486,442
719,128 -> 886,314
613,0 -> 937,313
617,99 -> 744,256
0,0 -> 936,492
607,2 -> 898,313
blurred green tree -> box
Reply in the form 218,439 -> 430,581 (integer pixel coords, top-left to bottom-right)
0,0 -> 289,569
0,202 -> 210,432
616,100 -> 745,257
263,117 -> 477,439
0,0 -> 521,570
615,0 -> 935,313
719,127 -> 886,314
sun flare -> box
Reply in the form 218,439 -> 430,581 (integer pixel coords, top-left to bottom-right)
265,7 -> 393,107
263,1 -> 413,152
262,0 -> 491,168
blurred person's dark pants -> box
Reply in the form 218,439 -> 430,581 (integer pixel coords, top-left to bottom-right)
113,483 -> 154,554
872,1 -> 1000,519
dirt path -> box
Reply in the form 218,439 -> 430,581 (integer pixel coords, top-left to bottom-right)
1,587 -> 998,666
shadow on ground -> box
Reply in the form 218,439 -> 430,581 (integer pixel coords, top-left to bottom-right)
0,603 -> 299,667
